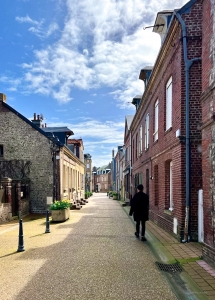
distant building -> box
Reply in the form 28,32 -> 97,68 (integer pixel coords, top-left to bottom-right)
94,164 -> 111,192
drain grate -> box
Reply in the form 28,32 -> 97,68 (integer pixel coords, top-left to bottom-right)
156,262 -> 183,273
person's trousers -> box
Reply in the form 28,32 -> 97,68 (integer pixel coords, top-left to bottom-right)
136,220 -> 146,237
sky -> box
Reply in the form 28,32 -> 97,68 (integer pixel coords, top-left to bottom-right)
0,0 -> 188,167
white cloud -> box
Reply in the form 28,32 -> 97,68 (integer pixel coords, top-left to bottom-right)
84,101 -> 94,104
10,0 -> 188,107
15,15 -> 40,25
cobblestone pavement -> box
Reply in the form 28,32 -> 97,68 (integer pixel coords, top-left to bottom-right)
0,194 -> 177,300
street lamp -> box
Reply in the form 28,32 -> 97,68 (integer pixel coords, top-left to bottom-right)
49,135 -> 60,202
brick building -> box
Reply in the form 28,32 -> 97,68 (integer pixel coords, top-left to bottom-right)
129,0 -> 202,241
201,0 -> 215,263
123,115 -> 134,204
94,164 -> 111,192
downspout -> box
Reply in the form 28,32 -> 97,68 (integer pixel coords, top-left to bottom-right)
130,129 -> 132,202
175,12 -> 201,242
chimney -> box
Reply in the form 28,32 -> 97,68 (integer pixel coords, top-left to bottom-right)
0,93 -> 7,102
112,148 -> 115,158
31,112 -> 42,127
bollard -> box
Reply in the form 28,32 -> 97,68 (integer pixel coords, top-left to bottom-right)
45,210 -> 50,233
17,219 -> 25,252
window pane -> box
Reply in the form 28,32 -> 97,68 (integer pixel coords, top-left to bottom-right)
154,100 -> 158,141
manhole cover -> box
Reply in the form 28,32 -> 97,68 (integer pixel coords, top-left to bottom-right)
156,262 -> 183,273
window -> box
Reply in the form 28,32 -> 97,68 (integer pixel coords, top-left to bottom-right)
0,145 -> 3,157
125,148 -> 128,163
145,114 -> 149,150
169,161 -> 173,210
166,77 -> 172,130
136,133 -> 138,159
154,100 -> 159,141
165,160 -> 173,211
154,165 -> 159,205
87,163 -> 89,168
139,125 -> 142,155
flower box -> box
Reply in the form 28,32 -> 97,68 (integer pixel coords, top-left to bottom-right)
51,207 -> 70,222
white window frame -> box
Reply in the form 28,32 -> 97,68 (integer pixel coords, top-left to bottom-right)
169,161 -> 173,211
154,99 -> 159,141
145,114 -> 149,150
166,77 -> 172,131
139,125 -> 142,155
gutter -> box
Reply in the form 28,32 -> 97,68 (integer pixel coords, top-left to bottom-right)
174,11 -> 201,243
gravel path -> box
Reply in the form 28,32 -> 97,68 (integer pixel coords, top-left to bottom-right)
0,194 -> 177,300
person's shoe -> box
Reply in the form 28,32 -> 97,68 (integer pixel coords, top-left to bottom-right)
141,236 -> 147,241
135,232 -> 139,238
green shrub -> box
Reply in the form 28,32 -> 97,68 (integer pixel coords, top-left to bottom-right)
50,200 -> 71,210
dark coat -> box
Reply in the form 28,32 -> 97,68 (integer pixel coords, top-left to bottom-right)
129,191 -> 149,222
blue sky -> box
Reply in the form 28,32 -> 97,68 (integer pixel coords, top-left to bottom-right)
0,0 -> 187,167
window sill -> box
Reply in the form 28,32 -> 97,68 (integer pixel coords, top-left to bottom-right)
164,127 -> 172,135
164,209 -> 173,215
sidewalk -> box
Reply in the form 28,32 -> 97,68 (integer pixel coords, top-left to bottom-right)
0,195 -> 178,300
122,203 -> 215,299
1,195 -> 215,299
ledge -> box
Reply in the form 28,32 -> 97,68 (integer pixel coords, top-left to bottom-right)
164,209 -> 172,215
164,127 -> 172,135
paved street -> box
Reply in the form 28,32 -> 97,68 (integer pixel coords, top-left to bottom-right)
0,193 -> 177,300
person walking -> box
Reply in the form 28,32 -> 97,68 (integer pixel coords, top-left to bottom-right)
129,184 -> 149,241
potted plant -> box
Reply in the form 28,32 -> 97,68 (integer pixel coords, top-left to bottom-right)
109,191 -> 113,198
50,200 -> 71,222
112,191 -> 118,200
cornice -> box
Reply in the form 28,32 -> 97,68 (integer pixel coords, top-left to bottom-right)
62,146 -> 85,167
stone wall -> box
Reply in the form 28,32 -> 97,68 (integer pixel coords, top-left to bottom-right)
0,105 -> 53,213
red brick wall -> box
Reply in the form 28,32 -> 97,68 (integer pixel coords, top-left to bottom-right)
131,0 -> 202,240
201,0 -> 215,259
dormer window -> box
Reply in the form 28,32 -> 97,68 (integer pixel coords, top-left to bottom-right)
153,10 -> 173,44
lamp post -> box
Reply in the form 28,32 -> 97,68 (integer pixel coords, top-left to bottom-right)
50,135 -> 60,202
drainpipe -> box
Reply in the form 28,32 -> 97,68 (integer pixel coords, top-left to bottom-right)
175,12 -> 201,242
130,130 -> 132,202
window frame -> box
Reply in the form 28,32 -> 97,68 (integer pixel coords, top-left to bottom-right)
145,113 -> 149,150
154,99 -> 159,142
139,125 -> 143,155
166,77 -> 172,131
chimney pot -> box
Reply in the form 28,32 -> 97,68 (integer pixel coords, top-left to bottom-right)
34,113 -> 36,120
37,115 -> 40,120
0,93 -> 7,102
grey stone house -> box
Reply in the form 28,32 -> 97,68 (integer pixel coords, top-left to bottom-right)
0,93 -> 79,222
